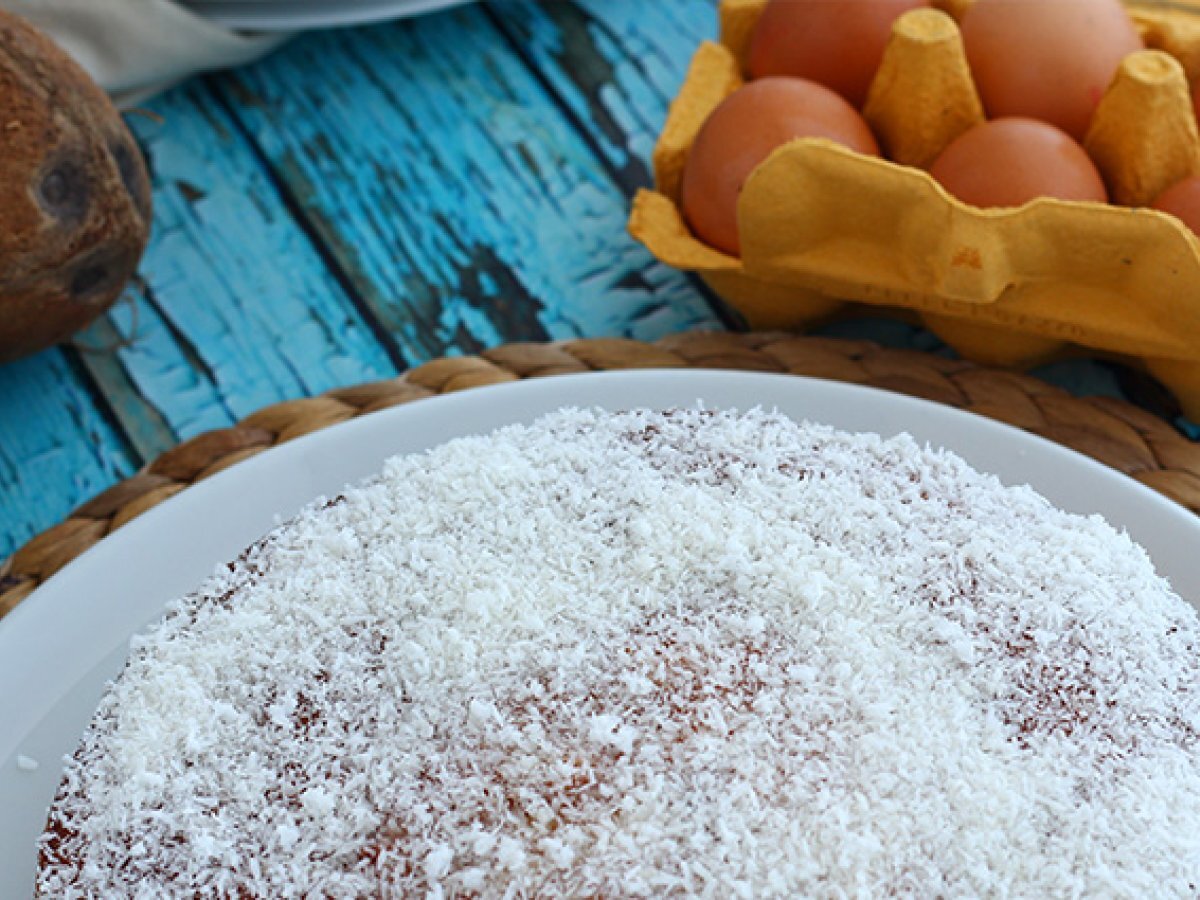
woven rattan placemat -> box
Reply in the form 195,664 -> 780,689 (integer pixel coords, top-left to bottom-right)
3,331 -> 1199,619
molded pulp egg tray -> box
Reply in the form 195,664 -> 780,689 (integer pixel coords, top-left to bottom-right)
628,0 -> 1200,418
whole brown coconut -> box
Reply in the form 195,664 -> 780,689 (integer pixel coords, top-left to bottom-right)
0,10 -> 151,362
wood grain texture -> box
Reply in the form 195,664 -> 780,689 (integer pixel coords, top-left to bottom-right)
0,79 -> 401,561
489,0 -> 716,192
0,350 -> 136,560
211,4 -> 720,363
75,83 -> 397,454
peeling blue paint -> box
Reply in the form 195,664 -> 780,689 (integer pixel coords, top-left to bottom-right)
491,0 -> 716,188
120,85 -> 396,434
0,350 -> 136,560
215,5 -> 719,364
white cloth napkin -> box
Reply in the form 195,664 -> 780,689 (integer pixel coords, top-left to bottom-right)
0,0 -> 289,106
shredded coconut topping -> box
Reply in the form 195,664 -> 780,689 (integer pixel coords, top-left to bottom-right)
37,408 -> 1200,898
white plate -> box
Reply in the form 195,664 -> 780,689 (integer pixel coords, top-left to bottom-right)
2,370 -> 1198,895
184,0 -> 471,31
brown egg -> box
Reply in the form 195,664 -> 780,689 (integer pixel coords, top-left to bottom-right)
681,78 -> 880,255
1152,175 -> 1200,237
748,0 -> 930,108
961,0 -> 1142,141
929,118 -> 1108,208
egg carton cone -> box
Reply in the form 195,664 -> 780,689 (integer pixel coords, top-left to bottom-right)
628,0 -> 1200,419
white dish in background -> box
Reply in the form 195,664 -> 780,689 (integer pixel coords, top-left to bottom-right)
184,0 -> 472,31
2,369 -> 1198,896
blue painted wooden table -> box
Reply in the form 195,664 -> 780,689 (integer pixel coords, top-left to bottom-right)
0,0 -> 1192,562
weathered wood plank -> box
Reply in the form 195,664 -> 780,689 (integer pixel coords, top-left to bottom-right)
211,4 -> 720,362
487,0 -> 738,331
72,83 -> 397,453
1,79 -> 400,557
70,309 -> 178,462
0,350 -> 136,560
488,0 -> 716,192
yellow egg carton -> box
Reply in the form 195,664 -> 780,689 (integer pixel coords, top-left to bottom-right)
628,0 -> 1200,418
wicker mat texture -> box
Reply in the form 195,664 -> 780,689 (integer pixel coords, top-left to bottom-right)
3,331 -> 1199,620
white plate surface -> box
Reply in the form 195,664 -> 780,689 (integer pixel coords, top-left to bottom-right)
184,0 -> 471,31
3,370 -> 1198,895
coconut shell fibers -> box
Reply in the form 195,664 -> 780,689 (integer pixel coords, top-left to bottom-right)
0,10 -> 151,361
